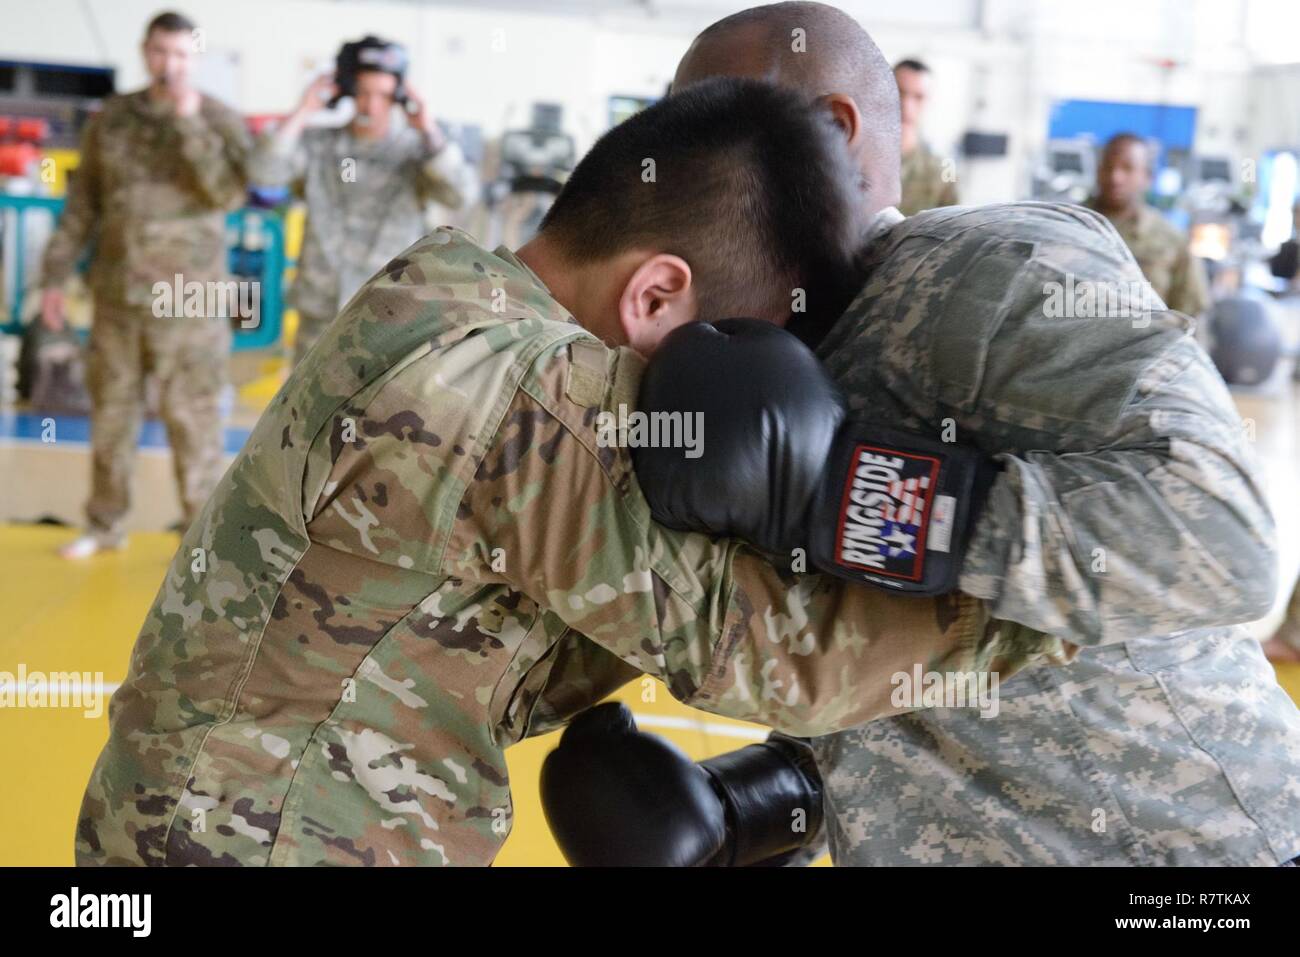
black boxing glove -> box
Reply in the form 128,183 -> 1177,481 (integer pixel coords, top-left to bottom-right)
632,319 -> 995,596
541,702 -> 725,867
540,702 -> 823,867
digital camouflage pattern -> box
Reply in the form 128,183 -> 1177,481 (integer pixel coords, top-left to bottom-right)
39,88 -> 250,536
898,142 -> 958,217
75,227 -> 1068,866
248,124 -> 475,361
1084,197 -> 1211,317
809,202 -> 1300,866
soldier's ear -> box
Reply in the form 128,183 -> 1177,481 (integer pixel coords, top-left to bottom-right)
818,94 -> 863,150
617,253 -> 694,356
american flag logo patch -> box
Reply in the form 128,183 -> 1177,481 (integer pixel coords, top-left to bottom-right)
833,443 -> 942,581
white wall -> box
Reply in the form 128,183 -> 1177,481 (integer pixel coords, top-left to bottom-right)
0,0 -> 694,150
1,0 -> 1296,205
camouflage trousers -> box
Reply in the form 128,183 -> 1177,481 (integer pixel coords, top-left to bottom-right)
812,629 -> 1300,866
85,301 -> 230,535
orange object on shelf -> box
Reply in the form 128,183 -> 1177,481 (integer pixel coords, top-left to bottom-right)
0,142 -> 40,176
16,118 -> 50,143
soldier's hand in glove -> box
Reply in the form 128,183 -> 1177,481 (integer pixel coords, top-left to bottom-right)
633,319 -> 996,596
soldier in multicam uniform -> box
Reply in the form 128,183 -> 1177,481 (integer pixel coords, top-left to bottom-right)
248,39 -> 476,365
1085,132 -> 1211,318
541,2 -> 1300,868
895,58 -> 958,216
73,78 -> 1063,867
41,11 -> 250,558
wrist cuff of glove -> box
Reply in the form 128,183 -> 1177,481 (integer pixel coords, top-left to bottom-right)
698,741 -> 825,867
810,425 -> 995,596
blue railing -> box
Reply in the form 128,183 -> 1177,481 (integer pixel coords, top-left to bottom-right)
1,193 -> 286,351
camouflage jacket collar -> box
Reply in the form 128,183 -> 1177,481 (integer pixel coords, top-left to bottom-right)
123,86 -> 219,125
494,243 -> 552,297
854,206 -> 906,279
867,205 -> 905,241
1084,195 -> 1158,238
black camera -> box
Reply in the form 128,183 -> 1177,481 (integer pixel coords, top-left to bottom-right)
329,36 -> 409,108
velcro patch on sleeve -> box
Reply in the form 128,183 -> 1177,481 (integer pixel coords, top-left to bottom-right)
565,338 -> 609,407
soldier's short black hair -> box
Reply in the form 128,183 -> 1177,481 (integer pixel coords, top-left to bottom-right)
1102,132 -> 1153,169
145,11 -> 196,38
894,58 -> 930,73
540,76 -> 865,327
1103,132 -> 1148,152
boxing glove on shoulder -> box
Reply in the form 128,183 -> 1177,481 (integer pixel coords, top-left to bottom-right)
632,318 -> 995,596
540,702 -> 823,867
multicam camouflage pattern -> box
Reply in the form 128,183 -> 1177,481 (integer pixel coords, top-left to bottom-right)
898,142 -> 958,217
248,124 -> 475,361
39,88 -> 249,536
41,89 -> 251,308
1084,197 -> 1211,317
809,202 -> 1300,866
75,227 -> 1063,866
84,301 -> 231,535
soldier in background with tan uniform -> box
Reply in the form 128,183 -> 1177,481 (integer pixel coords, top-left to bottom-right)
894,58 -> 958,216
248,38 -> 476,365
40,10 -> 250,558
1085,132 -> 1210,318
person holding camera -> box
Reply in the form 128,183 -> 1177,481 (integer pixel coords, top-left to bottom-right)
249,36 -> 476,364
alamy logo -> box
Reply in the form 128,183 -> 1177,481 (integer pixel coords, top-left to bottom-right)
891,665 -> 1000,718
1042,274 -> 1162,322
152,274 -> 260,328
0,664 -> 106,718
595,403 -> 703,458
50,887 -> 151,937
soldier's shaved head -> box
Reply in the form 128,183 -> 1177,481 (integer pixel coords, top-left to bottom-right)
673,2 -> 901,215
1096,132 -> 1153,215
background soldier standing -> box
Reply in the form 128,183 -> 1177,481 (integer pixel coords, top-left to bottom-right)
1085,132 -> 1211,317
248,37 -> 476,365
895,58 -> 958,216
40,10 -> 250,559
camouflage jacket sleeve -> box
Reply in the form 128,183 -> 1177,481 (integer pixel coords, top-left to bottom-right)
446,334 -> 1069,737
1164,243 -> 1211,317
40,113 -> 102,288
173,99 -> 251,210
959,324 -> 1276,644
414,138 -> 474,211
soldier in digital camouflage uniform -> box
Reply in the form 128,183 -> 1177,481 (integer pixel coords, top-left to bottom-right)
1084,132 -> 1210,318
808,199 -> 1294,866
547,2 -> 1298,867
894,59 -> 958,217
73,78 -> 1066,867
248,47 -> 476,365
41,11 -> 250,557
